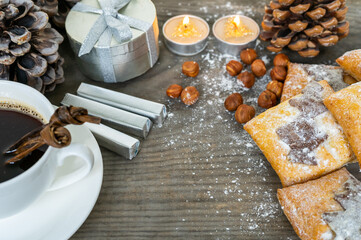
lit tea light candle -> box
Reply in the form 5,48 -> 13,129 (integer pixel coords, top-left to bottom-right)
163,15 -> 209,56
213,15 -> 259,55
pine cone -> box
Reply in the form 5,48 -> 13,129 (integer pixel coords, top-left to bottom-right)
261,0 -> 350,57
0,0 -> 64,93
33,0 -> 58,17
34,0 -> 80,28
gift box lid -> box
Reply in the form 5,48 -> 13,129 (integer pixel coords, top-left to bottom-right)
66,0 -> 157,51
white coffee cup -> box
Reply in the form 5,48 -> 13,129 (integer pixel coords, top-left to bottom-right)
0,81 -> 94,218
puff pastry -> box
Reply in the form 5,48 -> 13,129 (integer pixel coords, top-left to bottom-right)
281,63 -> 348,102
278,168 -> 361,240
342,73 -> 358,85
324,81 -> 361,167
336,49 -> 361,82
244,80 -> 354,187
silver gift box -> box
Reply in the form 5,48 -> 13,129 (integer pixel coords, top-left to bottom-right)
65,0 -> 159,83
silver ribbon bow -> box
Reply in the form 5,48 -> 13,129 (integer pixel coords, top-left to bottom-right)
72,0 -> 158,83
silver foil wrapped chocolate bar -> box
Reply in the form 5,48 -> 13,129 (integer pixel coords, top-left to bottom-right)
61,94 -> 152,138
77,83 -> 167,126
85,122 -> 140,160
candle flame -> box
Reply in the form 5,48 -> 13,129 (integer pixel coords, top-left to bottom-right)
233,16 -> 240,28
225,15 -> 255,40
183,16 -> 190,27
172,15 -> 203,40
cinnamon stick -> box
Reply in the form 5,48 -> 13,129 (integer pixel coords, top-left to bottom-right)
4,106 -> 101,164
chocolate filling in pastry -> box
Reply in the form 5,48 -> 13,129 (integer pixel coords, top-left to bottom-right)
277,82 -> 329,165
323,176 -> 361,239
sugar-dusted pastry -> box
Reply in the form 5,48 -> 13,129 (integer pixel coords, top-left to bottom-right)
244,80 -> 354,187
324,81 -> 361,167
281,63 -> 348,102
278,168 -> 361,240
342,73 -> 358,85
337,49 -> 361,82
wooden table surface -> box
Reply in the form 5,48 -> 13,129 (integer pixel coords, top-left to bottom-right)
46,0 -> 361,239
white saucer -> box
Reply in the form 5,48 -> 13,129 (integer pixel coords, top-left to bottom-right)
0,125 -> 103,240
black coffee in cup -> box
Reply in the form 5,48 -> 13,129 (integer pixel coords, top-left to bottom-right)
0,103 -> 48,183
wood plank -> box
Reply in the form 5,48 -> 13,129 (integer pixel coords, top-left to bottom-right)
44,0 -> 361,238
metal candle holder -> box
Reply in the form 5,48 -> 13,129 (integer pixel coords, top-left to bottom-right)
212,15 -> 260,55
163,15 -> 210,56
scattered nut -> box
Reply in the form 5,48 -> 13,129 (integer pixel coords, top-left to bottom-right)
251,59 -> 267,77
182,61 -> 199,77
224,93 -> 243,111
235,104 -> 256,124
166,84 -> 183,98
226,60 -> 243,76
240,48 -> 258,65
181,86 -> 199,105
237,71 -> 255,88
270,66 -> 287,81
273,53 -> 290,67
266,81 -> 284,98
258,90 -> 277,109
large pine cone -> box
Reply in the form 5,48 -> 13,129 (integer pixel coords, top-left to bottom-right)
34,0 -> 80,28
0,0 -> 64,93
261,0 -> 350,57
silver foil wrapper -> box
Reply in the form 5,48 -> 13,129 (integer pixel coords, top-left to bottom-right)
77,83 -> 167,126
84,122 -> 140,160
61,94 -> 152,138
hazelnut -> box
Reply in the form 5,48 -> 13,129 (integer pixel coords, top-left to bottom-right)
240,48 -> 258,65
235,104 -> 256,124
237,71 -> 255,88
273,53 -> 290,67
182,61 -> 199,77
266,80 -> 284,98
251,59 -> 267,77
270,66 -> 287,81
181,86 -> 199,105
258,90 -> 277,109
224,93 -> 243,111
166,84 -> 183,98
226,60 -> 243,76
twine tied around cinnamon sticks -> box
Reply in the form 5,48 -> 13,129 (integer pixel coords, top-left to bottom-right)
4,106 -> 101,164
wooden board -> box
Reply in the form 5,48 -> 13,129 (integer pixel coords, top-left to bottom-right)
46,0 -> 361,239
